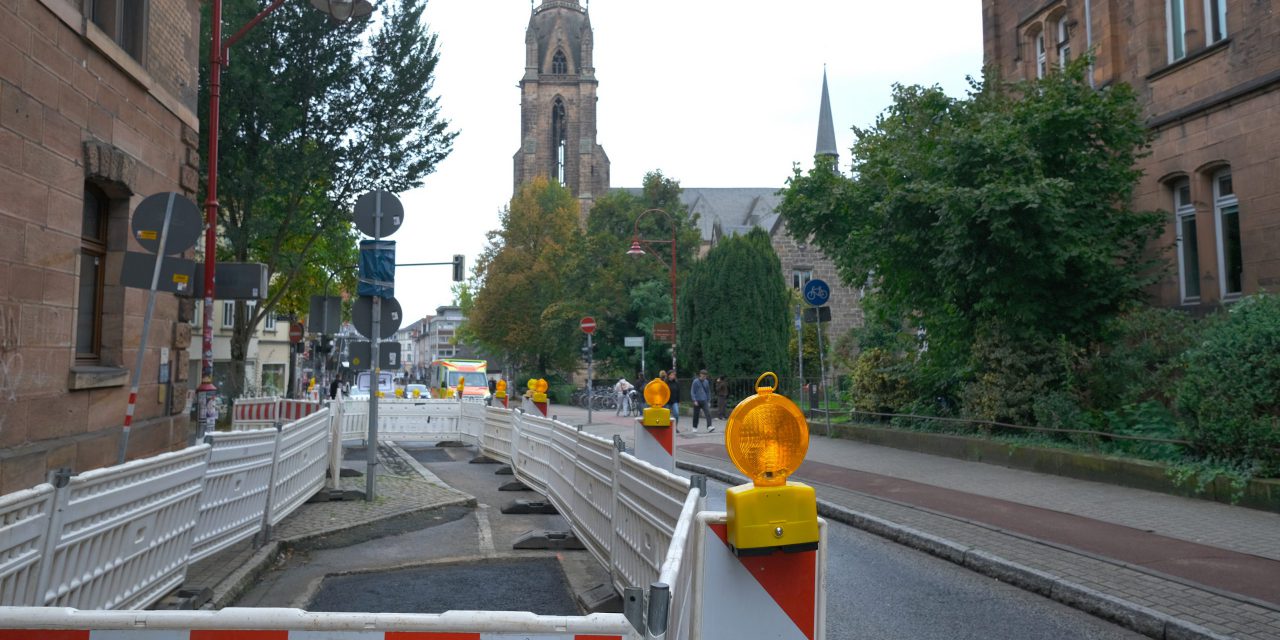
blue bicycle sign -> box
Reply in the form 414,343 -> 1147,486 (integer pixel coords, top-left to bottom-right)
803,278 -> 831,306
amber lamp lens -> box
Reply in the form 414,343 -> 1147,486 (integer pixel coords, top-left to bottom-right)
726,396 -> 809,487
535,379 -> 549,393
643,378 -> 670,407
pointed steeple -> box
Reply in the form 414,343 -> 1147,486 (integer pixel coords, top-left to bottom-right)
815,69 -> 839,167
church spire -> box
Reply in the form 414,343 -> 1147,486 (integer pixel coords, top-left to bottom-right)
815,68 -> 839,168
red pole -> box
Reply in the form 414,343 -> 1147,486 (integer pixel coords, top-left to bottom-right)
196,0 -> 225,439
669,221 -> 677,374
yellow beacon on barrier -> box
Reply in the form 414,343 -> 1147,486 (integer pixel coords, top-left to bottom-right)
532,378 -> 549,403
495,379 -> 507,399
641,378 -> 671,427
724,372 -> 819,556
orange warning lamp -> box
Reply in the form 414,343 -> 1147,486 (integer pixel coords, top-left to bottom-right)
456,379 -> 466,398
641,378 -> 671,427
532,378 -> 549,403
496,379 -> 507,399
724,372 -> 819,556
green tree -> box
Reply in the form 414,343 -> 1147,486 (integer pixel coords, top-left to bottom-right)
199,0 -> 454,399
778,59 -> 1163,407
679,228 -> 790,378
467,178 -> 582,377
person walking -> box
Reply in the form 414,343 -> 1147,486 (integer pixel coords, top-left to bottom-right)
690,369 -> 714,432
329,375 -> 342,400
714,374 -> 730,419
666,370 -> 681,430
614,377 -> 634,416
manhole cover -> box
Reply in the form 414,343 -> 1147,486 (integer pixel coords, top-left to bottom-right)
308,557 -> 578,614
404,448 -> 454,464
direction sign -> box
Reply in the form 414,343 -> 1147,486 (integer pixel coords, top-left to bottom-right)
289,323 -> 305,344
353,190 -> 404,238
131,192 -> 202,255
580,316 -> 596,334
653,322 -> 675,343
624,336 -> 644,348
119,252 -> 194,294
802,278 -> 831,306
352,296 -> 403,340
347,341 -> 402,370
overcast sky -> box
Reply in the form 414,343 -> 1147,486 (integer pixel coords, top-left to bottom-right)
387,0 -> 984,323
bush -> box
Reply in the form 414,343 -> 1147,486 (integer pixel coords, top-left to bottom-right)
960,328 -> 1065,425
1077,306 -> 1209,411
1177,295 -> 1280,474
850,348 -> 914,414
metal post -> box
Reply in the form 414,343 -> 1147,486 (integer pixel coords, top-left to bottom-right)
796,305 -> 804,405
366,192 -> 383,502
118,194 -> 175,464
816,320 -> 830,437
586,332 -> 593,425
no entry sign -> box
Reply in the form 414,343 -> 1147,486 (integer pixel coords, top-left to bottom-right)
580,317 -> 597,334
289,323 -> 305,343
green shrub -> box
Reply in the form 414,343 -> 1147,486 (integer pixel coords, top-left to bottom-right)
1176,294 -> 1280,474
960,328 -> 1065,426
1078,306 -> 1209,411
850,348 -> 914,413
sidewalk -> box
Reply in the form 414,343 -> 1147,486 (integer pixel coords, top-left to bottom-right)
544,402 -> 1280,640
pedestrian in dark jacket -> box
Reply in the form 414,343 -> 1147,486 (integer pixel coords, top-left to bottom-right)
665,370 -> 680,429
714,375 -> 730,419
691,369 -> 714,432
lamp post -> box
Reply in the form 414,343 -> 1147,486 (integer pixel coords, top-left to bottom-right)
626,209 -> 679,375
196,0 -> 373,437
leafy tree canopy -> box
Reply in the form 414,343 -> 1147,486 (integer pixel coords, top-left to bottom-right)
778,59 -> 1163,382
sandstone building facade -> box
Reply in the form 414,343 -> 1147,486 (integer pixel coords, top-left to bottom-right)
1,0 -> 201,492
514,0 -> 610,217
982,0 -> 1279,308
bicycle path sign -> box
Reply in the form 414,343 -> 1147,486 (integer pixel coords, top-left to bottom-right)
803,278 -> 831,306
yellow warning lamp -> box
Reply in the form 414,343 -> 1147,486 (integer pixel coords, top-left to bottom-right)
412,388 -> 421,399
395,388 -> 404,398
724,372 -> 819,556
641,378 -> 671,427
456,379 -> 466,398
496,379 -> 507,399
532,378 -> 549,403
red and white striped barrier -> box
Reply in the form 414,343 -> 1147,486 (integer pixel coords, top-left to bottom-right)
233,397 -> 278,424
280,398 -> 323,422
633,420 -> 674,472
692,513 -> 827,640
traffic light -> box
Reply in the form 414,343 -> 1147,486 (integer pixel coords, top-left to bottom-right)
320,335 -> 333,354
452,254 -> 465,281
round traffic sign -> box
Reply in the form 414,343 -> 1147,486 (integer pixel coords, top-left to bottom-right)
289,322 -> 305,344
802,278 -> 831,306
131,192 -> 202,255
353,190 -> 404,238
580,316 -> 596,334
352,296 -> 403,340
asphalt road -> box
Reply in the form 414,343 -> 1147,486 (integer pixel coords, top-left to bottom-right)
235,443 -> 1143,639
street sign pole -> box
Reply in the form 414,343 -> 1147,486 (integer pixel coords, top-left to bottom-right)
802,279 -> 833,436
586,331 -> 593,425
367,192 -> 383,502
118,193 -> 176,464
796,305 -> 804,406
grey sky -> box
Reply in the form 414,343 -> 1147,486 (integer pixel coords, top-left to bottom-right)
390,0 -> 984,323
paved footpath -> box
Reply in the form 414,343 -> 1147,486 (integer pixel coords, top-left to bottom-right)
542,403 -> 1280,640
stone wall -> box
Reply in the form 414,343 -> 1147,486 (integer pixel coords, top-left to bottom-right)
0,0 -> 201,493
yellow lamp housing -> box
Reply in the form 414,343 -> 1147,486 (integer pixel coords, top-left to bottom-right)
532,378 -> 549,403
641,378 -> 671,427
723,372 -> 819,555
496,380 -> 507,398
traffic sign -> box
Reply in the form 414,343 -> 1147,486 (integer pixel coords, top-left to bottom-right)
289,323 -> 305,343
131,192 -> 201,255
802,278 -> 831,306
580,316 -> 597,334
653,322 -> 675,343
624,336 -> 644,348
352,296 -> 403,340
353,190 -> 404,238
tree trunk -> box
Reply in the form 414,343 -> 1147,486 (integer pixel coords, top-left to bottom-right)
229,300 -> 252,405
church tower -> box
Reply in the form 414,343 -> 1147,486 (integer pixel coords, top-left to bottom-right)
815,68 -> 839,170
514,0 -> 610,216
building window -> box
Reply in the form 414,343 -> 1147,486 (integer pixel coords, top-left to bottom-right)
221,301 -> 235,328
1173,180 -> 1200,303
264,313 -> 277,331
1167,0 -> 1187,62
77,184 -> 109,360
551,50 -> 567,74
89,0 -> 146,62
1213,170 -> 1242,297
1205,0 -> 1227,45
1056,17 -> 1071,68
551,98 -> 567,185
792,269 -> 813,289
1035,32 -> 1047,78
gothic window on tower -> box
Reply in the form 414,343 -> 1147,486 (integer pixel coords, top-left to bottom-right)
552,50 -> 567,74
552,98 -> 567,185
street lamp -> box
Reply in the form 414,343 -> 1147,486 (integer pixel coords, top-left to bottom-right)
197,0 -> 374,436
626,209 -> 679,375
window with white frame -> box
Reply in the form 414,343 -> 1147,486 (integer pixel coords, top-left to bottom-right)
264,312 -> 277,331
1167,0 -> 1187,62
1056,16 -> 1071,68
1035,32 -> 1047,78
1213,170 -> 1242,297
1205,0 -> 1227,45
792,269 -> 814,290
1173,180 -> 1200,303
221,301 -> 235,328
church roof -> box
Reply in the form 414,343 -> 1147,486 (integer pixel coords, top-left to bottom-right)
617,187 -> 782,242
816,70 -> 839,159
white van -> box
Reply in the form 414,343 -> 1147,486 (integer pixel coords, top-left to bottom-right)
350,371 -> 395,400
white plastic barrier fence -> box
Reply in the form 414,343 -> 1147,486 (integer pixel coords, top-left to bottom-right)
0,607 -> 640,639
279,398 -> 323,422
0,484 -> 55,606
268,409 -> 331,526
612,453 -> 694,595
231,396 -> 278,430
650,489 -> 703,640
36,446 -> 210,610
481,405 -> 516,463
338,398 -> 471,443
189,428 -> 278,563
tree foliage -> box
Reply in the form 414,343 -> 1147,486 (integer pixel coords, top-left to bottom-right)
199,0 -> 454,398
679,228 -> 790,378
778,59 -> 1163,394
